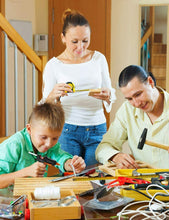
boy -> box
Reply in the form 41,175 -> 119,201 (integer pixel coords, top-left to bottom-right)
0,103 -> 86,188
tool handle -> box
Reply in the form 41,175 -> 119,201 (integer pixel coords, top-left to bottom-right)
151,177 -> 169,189
134,183 -> 151,189
145,140 -> 169,151
37,155 -> 59,166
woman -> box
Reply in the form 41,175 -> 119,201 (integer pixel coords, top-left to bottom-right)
42,8 -> 116,166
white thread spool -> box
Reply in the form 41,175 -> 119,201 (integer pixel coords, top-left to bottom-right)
34,185 -> 60,200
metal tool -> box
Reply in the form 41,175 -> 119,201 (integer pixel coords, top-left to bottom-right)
137,128 -> 169,151
83,188 -> 134,210
7,195 -> 26,208
70,163 -> 76,177
105,177 -> 150,188
50,167 -> 97,182
31,196 -> 76,207
29,152 -> 60,166
79,185 -> 105,197
72,176 -> 116,181
132,169 -> 169,177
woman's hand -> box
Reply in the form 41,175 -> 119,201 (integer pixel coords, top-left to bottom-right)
46,83 -> 72,103
89,88 -> 111,104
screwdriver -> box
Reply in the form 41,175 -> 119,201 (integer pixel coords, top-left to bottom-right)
28,152 -> 60,166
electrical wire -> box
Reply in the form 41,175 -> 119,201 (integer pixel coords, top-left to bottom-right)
117,183 -> 169,220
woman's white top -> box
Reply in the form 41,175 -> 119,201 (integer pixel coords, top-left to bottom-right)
42,51 -> 116,126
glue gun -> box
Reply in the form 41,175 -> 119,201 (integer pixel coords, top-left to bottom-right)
28,152 -> 60,166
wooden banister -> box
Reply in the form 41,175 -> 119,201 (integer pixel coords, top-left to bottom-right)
0,12 -> 46,72
0,13 -> 47,101
0,12 -> 47,136
141,26 -> 152,48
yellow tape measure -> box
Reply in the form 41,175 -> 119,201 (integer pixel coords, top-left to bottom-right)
66,82 -> 75,92
72,176 -> 116,181
66,81 -> 101,93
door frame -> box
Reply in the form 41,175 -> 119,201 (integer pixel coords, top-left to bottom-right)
0,0 -> 5,137
139,1 -> 169,92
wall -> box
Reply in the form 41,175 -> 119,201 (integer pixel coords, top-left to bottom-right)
155,6 -> 168,44
110,0 -> 140,121
6,0 -> 36,33
35,0 -> 48,34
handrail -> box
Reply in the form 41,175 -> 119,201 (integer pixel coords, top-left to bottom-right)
0,12 -> 47,136
0,12 -> 44,72
141,26 -> 152,48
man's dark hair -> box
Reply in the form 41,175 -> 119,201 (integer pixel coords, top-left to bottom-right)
118,65 -> 156,88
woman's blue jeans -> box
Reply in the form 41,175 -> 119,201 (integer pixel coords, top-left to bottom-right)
59,123 -> 107,166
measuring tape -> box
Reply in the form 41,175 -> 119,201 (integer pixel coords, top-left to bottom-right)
72,176 -> 117,181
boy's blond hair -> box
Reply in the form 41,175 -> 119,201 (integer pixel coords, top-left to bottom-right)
28,103 -> 65,131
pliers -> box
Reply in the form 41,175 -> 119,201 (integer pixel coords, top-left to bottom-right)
105,177 -> 151,188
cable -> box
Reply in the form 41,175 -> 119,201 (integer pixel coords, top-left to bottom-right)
118,183 -> 169,220
125,187 -> 152,200
125,187 -> 159,203
146,184 -> 169,219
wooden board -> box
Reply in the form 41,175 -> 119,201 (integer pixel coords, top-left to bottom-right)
13,177 -> 93,196
99,160 -> 154,177
28,190 -> 81,220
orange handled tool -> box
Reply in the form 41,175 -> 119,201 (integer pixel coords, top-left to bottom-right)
28,152 -> 60,166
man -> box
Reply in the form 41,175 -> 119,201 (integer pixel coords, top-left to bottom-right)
95,65 -> 169,169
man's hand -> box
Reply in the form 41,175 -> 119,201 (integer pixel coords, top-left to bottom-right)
111,153 -> 139,169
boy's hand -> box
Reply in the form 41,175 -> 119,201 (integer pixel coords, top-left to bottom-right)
71,155 -> 86,173
65,156 -> 86,174
27,161 -> 46,177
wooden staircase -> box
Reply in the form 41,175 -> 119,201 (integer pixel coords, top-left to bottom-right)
151,33 -> 166,90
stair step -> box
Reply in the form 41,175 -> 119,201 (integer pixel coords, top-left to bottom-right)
151,66 -> 166,78
155,79 -> 166,89
154,33 -> 163,43
152,43 -> 166,54
151,54 -> 166,66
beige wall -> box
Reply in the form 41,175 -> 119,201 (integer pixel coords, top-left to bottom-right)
35,0 -> 48,34
6,0 -> 36,33
110,0 -> 140,121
